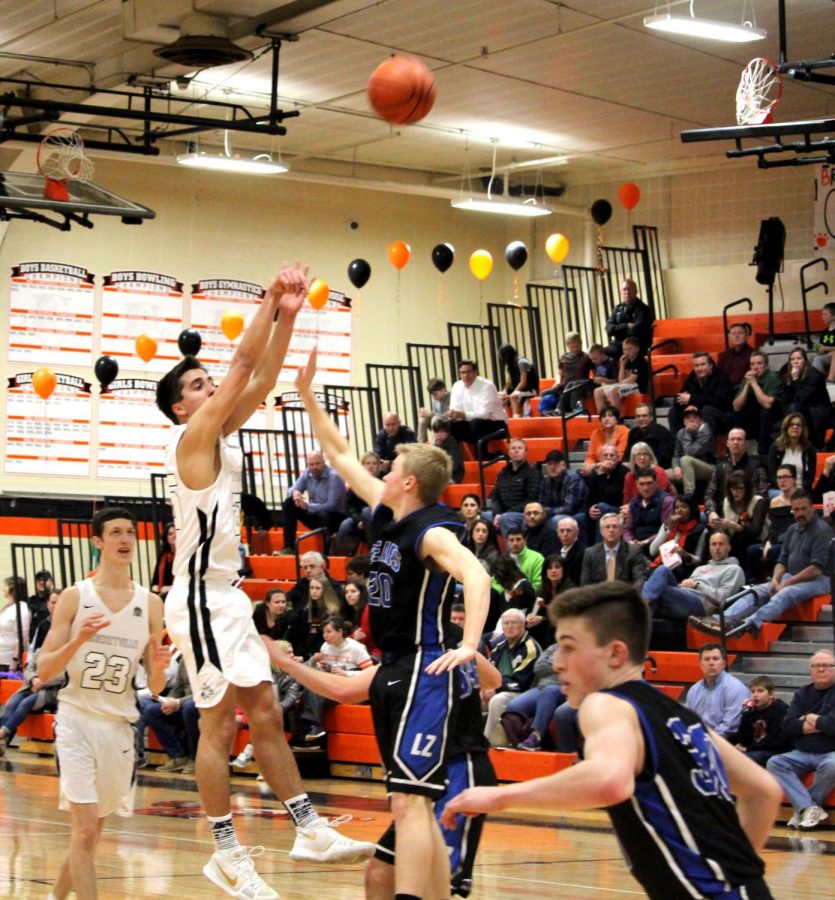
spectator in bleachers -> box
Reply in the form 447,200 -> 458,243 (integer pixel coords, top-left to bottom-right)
501,643 -> 565,751
287,551 -> 343,611
417,377 -> 450,443
605,278 -> 654,356
811,302 -> 835,383
647,495 -> 706,576
559,342 -> 616,413
683,643 -> 749,742
704,428 -> 768,525
290,575 -> 344,659
642,530 -> 744,621
27,569 -> 54,633
555,517 -> 585,586
342,579 -> 380,659
489,438 -> 541,537
505,527 -> 544,591
0,575 -> 29,673
151,525 -> 176,601
464,518 -> 501,574
732,351 -> 783,454
280,449 -> 347,555
487,555 -> 536,632
520,502 -> 559,558
626,402 -> 674,469
373,411 -> 417,474
780,346 -> 833,446
458,492 -> 483,541
716,322 -> 754,388
526,554 -> 564,647
691,488 -> 831,640
748,464 -> 798,581
581,406 -> 629,475
594,336 -> 649,416
252,589 -> 292,641
624,443 -> 674,503
336,450 -> 381,555
498,343 -> 539,418
140,656 -> 200,773
430,415 -> 464,484
538,332 -> 592,415
538,449 -> 587,530
766,413 -> 817,491
668,406 -> 715,497
586,445 -> 630,541
765,649 -> 835,830
667,352 -> 735,436
447,358 -> 508,447
581,512 -> 648,589
345,554 -> 370,584
624,468 -> 675,550
735,675 -> 788,766
708,471 -> 767,565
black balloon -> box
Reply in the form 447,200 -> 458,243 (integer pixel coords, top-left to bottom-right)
178,328 -> 202,357
591,199 -> 612,226
505,240 -> 528,271
94,355 -> 118,390
431,242 -> 454,273
347,258 -> 371,289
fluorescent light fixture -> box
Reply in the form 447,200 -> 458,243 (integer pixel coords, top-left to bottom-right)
451,197 -> 552,217
176,151 -> 288,174
644,13 -> 766,43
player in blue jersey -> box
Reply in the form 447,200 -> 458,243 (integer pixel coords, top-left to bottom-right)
442,581 -> 782,900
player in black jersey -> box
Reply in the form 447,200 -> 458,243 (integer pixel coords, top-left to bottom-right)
295,348 -> 490,899
442,581 -> 782,900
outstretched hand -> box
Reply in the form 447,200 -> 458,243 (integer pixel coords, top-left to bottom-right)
273,261 -> 310,316
295,345 -> 319,395
438,786 -> 507,829
424,644 -> 476,675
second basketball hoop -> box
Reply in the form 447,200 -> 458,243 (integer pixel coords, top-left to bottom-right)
736,57 -> 782,126
36,127 -> 95,202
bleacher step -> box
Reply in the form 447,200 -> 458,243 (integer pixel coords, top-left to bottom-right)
765,641 -> 834,655
789,625 -> 835,641
739,656 -> 814,674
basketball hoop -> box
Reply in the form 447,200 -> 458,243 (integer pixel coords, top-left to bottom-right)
736,58 -> 782,126
36,128 -> 94,202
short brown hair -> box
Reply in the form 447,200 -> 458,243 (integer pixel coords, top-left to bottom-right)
397,442 -> 451,503
156,356 -> 205,425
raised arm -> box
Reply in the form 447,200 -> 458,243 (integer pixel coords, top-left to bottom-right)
295,346 -> 383,508
37,586 -> 109,684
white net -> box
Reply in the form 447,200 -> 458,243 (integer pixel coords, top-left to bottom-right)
736,58 -> 782,126
38,130 -> 94,182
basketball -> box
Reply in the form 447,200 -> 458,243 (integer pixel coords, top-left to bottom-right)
367,56 -> 436,125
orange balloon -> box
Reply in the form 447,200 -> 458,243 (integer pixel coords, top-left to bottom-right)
468,249 -> 493,281
387,240 -> 411,270
545,233 -> 570,264
618,182 -> 640,211
32,367 -> 57,400
135,333 -> 157,363
307,278 -> 330,311
220,310 -> 245,341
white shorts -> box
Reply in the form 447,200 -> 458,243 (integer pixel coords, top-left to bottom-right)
165,580 -> 271,708
614,382 -> 640,397
55,704 -> 136,818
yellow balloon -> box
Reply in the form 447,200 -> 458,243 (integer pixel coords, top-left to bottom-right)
307,278 -> 330,310
221,310 -> 245,341
546,233 -> 570,264
469,249 -> 493,281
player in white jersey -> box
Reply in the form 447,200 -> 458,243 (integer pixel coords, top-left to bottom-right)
37,507 -> 168,900
156,263 -> 374,900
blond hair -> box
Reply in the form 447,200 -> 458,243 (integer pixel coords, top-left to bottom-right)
396,442 -> 452,503
308,576 -> 342,621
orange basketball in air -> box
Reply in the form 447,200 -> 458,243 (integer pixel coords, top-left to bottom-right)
367,56 -> 436,125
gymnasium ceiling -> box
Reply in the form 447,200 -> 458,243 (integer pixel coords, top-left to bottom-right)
0,0 -> 832,203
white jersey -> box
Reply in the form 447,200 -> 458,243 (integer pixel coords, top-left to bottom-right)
165,424 -> 243,582
58,579 -> 149,723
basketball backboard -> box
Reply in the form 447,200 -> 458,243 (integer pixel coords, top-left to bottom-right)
0,171 -> 155,230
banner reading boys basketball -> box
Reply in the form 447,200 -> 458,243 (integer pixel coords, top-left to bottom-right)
190,279 -> 264,377
7,262 -> 95,367
97,378 -> 170,480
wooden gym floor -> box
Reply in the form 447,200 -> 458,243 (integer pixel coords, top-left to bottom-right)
1,752 -> 834,898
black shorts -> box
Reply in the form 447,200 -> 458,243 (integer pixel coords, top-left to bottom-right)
369,648 -> 458,799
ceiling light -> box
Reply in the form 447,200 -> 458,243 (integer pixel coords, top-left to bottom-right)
176,152 -> 288,175
451,197 -> 552,217
644,13 -> 766,41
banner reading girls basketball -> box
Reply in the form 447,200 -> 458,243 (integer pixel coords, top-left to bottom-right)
7,262 -> 95,367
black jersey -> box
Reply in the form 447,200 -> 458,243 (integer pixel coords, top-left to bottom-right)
368,503 -> 464,658
595,681 -> 768,899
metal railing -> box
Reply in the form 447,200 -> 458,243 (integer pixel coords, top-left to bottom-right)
800,258 -> 829,348
475,429 -> 509,505
448,323 -> 501,386
57,519 -> 94,586
722,298 -> 753,348
366,363 -> 422,433
406,343 -> 460,399
487,302 -> 543,379
632,224 -> 667,319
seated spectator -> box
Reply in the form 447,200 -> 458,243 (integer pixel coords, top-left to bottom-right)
526,554 -> 565,647
431,415 -> 464,483
290,575 -> 344,659
811,302 -> 835,383
732,351 -> 783,454
0,576 -> 29,673
560,342 -> 616,413
735,675 -> 788,766
710,470 -> 767,565
140,656 -> 200,774
716,322 -> 754,388
667,352 -> 735,436
28,586 -> 57,653
593,336 -> 648,415
27,569 -> 54,634
373,411 -> 417,473
151,524 -> 176,600
287,550 -> 343,610
704,427 -> 768,522
585,444 -> 629,540
505,527 -> 544,591
280,449 -> 347,555
780,346 -> 833,446
748,464 -> 798,581
336,450 -> 381,554
581,406 -> 629,475
342,579 -> 381,659
647,495 -> 706,576
538,331 -> 592,416
252,588 -> 292,641
605,278 -> 654,357
447,358 -> 508,448
642,530 -> 744,621
464,518 -> 501,574
626,402 -> 674,469
683,643 -> 749,741
623,442 -> 674,503
498,343 -> 539,418
457,492 -> 483,542
538,449 -> 587,530
417,377 -> 450,443
581,512 -> 648,589
766,649 -> 835,830
624,468 -> 675,550
345,554 -> 370,584
489,438 -> 541,537
767,413 -> 817,491
691,489 -> 831,640
488,555 -> 536,632
521,502 -> 559,558
555,517 -> 585,587
667,405 -> 715,497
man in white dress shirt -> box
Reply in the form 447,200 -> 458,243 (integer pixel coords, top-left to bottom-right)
447,359 -> 508,450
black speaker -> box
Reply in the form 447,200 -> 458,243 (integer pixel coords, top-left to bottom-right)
752,217 -> 785,285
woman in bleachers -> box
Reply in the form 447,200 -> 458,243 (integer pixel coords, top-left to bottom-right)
779,346 -> 832,447
289,575 -> 343,659
458,492 -> 483,541
623,442 -> 674,503
151,522 -> 176,599
487,554 -> 536,633
647,495 -> 706,577
0,575 -> 29,673
766,413 -> 817,491
342,578 -> 381,659
252,588 -> 292,641
336,450 -> 381,554
711,470 -> 768,564
747,463 -> 798,580
465,518 -> 501,573
581,406 -> 629,475
526,555 -> 565,646
498,343 -> 539,418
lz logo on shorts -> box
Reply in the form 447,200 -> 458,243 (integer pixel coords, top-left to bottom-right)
410,732 -> 437,759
